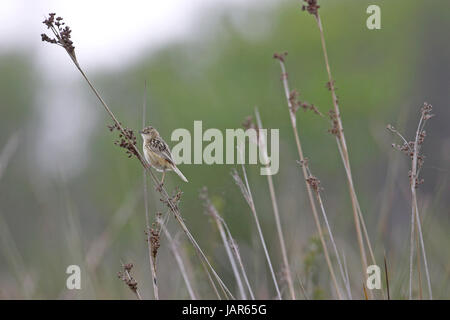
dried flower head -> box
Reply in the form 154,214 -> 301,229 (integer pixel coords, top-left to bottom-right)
118,263 -> 139,293
289,90 -> 300,114
41,13 -> 76,59
421,102 -> 434,120
289,89 -> 323,116
146,213 -> 162,261
123,263 -> 133,272
328,110 -> 340,137
273,52 -> 289,82
301,0 -> 320,16
108,123 -> 138,158
297,158 -> 309,168
306,175 -> 323,193
408,170 -> 425,188
388,103 -> 434,188
160,187 -> 183,211
273,51 -> 288,63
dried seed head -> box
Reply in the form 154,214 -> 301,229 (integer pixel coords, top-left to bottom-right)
297,158 -> 309,168
123,263 -> 133,272
287,89 -> 323,117
301,0 -> 320,16
41,13 -> 76,58
418,130 -> 426,145
108,123 -> 138,158
325,80 -> 335,91
147,222 -> 161,261
409,170 -> 425,188
288,90 -> 300,114
386,124 -> 396,133
421,102 -> 433,119
306,175 -> 322,193
328,110 -> 340,137
118,263 -> 139,293
388,102 -> 434,189
160,188 -> 183,211
273,51 -> 288,63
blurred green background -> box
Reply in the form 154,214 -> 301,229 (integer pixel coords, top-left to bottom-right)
0,0 -> 449,299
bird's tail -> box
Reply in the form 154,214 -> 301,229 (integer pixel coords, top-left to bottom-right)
172,165 -> 188,182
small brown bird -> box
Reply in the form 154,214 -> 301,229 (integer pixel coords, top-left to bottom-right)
140,126 -> 188,184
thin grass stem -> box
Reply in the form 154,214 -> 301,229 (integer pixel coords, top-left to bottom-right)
313,13 -> 375,280
162,226 -> 197,299
142,83 -> 159,299
254,108 -> 295,299
232,165 -> 282,300
274,56 -> 342,299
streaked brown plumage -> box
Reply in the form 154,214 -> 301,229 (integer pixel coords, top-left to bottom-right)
140,126 -> 188,183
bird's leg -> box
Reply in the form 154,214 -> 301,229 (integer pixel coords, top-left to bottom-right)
161,171 -> 166,185
157,170 -> 166,191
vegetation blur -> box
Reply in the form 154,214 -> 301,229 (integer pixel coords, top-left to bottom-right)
0,0 -> 449,299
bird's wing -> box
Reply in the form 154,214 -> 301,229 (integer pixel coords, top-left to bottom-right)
149,138 -> 175,165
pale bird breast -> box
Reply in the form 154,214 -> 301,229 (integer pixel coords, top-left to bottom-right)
143,145 -> 171,171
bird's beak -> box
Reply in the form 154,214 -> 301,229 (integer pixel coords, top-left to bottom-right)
139,130 -> 144,134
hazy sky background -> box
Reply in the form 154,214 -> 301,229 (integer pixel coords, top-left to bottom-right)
0,0 -> 275,175
0,0 -> 273,74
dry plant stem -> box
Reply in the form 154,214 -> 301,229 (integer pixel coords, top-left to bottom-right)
335,141 -> 377,268
384,254 -> 390,300
342,252 -> 352,299
389,128 -> 416,300
313,184 -> 351,299
216,211 -> 256,299
212,211 -> 247,299
415,221 -> 423,299
410,115 -> 432,299
297,275 -> 309,300
336,142 -> 382,298
276,59 -> 342,300
162,227 -> 197,299
179,213 -> 233,299
202,189 -> 254,299
409,206 -> 415,300
63,54 -> 233,300
142,87 -> 159,300
121,263 -> 142,300
229,238 -> 256,300
126,272 -> 142,300
198,248 -> 222,299
389,109 -> 432,299
264,167 -> 296,299
314,13 -> 375,278
236,165 -> 282,299
254,109 -> 295,300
